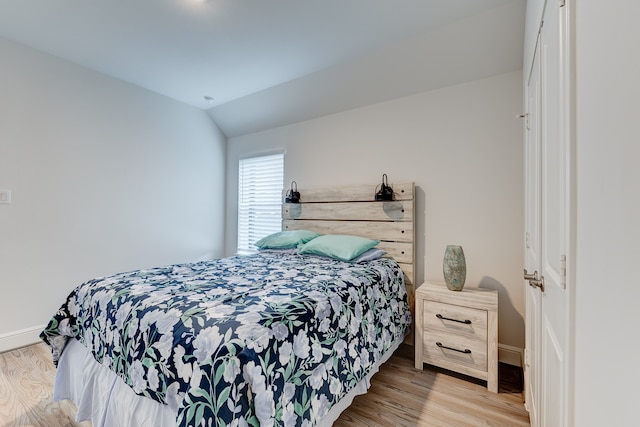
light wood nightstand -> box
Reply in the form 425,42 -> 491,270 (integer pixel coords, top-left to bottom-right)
414,281 -> 498,392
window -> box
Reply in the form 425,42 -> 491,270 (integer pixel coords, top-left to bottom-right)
237,153 -> 284,254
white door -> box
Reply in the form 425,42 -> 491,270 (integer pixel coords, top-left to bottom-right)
524,1 -> 571,426
524,35 -> 541,427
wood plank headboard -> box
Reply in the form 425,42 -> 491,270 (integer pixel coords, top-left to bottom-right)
282,182 -> 415,343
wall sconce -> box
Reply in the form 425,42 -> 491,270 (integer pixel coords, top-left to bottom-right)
285,181 -> 300,203
374,174 -> 394,201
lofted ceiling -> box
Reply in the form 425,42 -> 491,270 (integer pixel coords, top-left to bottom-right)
0,0 -> 525,137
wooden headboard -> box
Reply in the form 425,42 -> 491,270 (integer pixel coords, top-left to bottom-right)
282,182 -> 415,343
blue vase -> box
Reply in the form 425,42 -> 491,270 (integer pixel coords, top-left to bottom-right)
443,245 -> 466,291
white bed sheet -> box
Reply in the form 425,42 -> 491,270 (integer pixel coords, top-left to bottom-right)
54,336 -> 404,427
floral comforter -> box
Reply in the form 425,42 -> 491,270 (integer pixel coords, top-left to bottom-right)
40,251 -> 411,427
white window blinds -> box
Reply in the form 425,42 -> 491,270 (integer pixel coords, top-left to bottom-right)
237,153 -> 284,254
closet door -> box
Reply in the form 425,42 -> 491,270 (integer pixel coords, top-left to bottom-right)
539,2 -> 570,424
524,1 -> 572,426
524,37 -> 541,427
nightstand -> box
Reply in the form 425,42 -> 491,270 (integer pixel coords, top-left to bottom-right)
414,281 -> 498,392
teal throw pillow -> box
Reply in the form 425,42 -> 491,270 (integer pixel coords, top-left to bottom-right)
298,234 -> 380,262
255,230 -> 320,249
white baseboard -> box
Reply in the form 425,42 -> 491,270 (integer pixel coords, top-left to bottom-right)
0,325 -> 45,353
498,343 -> 524,367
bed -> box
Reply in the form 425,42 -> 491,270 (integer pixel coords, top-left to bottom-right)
40,182 -> 416,427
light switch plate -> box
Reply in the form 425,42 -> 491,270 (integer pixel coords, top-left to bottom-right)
0,190 -> 11,204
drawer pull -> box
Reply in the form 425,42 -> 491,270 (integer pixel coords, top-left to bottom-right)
436,313 -> 472,325
436,342 -> 472,354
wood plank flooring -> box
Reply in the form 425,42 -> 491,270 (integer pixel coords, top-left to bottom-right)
0,343 -> 529,427
334,345 -> 529,426
0,343 -> 90,427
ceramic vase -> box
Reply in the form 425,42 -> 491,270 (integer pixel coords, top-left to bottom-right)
443,245 -> 466,291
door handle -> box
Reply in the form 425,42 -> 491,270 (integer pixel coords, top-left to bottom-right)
524,269 -> 545,292
529,276 -> 545,292
523,268 -> 537,281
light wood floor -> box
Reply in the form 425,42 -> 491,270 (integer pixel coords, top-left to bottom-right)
0,343 -> 529,427
334,345 -> 530,426
0,343 -> 90,427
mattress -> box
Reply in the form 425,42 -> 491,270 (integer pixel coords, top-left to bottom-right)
41,251 -> 411,426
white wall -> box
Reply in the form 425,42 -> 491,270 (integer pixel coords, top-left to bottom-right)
0,38 -> 226,348
574,1 -> 640,425
226,71 -> 525,352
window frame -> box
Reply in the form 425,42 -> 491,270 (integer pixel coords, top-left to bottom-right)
236,152 -> 284,255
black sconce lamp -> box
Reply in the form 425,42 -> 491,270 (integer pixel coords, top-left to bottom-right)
285,181 -> 300,203
374,174 -> 394,201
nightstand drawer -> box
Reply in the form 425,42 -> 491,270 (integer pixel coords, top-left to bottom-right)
423,300 -> 487,342
422,329 -> 488,372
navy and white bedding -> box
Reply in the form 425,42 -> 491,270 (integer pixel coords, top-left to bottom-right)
41,251 -> 411,426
